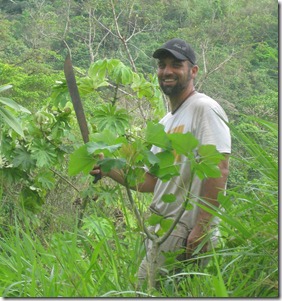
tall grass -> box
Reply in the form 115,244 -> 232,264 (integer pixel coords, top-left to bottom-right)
0,209 -> 144,297
0,117 -> 278,297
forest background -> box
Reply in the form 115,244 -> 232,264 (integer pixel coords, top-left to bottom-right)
0,0 -> 278,298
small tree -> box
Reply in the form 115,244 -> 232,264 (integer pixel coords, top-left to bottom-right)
69,120 -> 224,290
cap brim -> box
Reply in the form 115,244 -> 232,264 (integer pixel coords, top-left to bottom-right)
153,48 -> 187,61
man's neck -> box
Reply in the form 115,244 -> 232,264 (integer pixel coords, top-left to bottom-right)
170,88 -> 196,114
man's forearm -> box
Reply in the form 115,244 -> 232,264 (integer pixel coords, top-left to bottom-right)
105,168 -> 157,193
195,155 -> 229,226
186,156 -> 230,257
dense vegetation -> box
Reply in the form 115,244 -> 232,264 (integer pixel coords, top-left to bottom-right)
0,0 -> 278,297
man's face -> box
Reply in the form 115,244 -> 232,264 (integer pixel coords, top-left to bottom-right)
157,55 -> 192,96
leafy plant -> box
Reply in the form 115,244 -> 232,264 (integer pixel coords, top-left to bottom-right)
91,104 -> 130,135
1,105 -> 75,213
69,120 -> 225,290
0,84 -> 30,137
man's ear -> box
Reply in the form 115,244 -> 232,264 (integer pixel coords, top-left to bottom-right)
191,65 -> 199,79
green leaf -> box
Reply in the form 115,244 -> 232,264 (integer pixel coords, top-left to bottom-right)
141,150 -> 159,166
160,218 -> 174,232
194,162 -> 221,180
193,145 -> 224,180
68,144 -> 96,176
156,220 -> 174,237
36,170 -> 56,190
145,122 -> 171,149
12,147 -> 35,170
198,144 -> 225,164
147,213 -> 163,226
168,132 -> 198,154
92,104 -> 130,135
109,61 -> 133,85
0,84 -> 13,93
150,150 -> 180,181
79,77 -> 109,93
0,97 -> 31,113
30,140 -> 57,168
90,129 -> 119,145
162,193 -> 176,203
88,59 -> 108,80
99,157 -> 126,173
0,107 -> 25,137
87,141 -> 122,156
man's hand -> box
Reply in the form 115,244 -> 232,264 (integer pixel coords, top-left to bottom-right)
186,224 -> 210,259
89,153 -> 105,181
89,153 -> 157,192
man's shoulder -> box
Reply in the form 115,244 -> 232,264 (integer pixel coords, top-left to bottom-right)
192,92 -> 220,108
190,93 -> 228,121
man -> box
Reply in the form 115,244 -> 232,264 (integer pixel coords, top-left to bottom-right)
90,38 -> 231,283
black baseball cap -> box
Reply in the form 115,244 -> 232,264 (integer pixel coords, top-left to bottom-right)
153,38 -> 196,65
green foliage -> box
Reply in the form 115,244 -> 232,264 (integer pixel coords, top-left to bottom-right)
0,84 -> 31,137
0,0 -> 278,297
0,212 -> 142,297
211,117 -> 277,297
92,104 -> 130,135
1,105 -> 74,213
0,63 -> 59,110
0,114 -> 278,297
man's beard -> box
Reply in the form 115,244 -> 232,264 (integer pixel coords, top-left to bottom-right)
160,82 -> 187,96
160,73 -> 192,96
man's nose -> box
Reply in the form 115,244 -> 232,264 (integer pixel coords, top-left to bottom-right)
163,65 -> 173,76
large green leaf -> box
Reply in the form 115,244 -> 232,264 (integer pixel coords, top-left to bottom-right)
142,149 -> 160,166
194,162 -> 222,180
197,144 -> 225,164
168,132 -> 199,154
0,107 -> 25,137
69,137 -> 123,177
145,122 -> 171,150
0,96 -> 31,113
193,145 -> 224,180
150,150 -> 180,181
92,104 -> 130,135
68,144 -> 96,176
99,157 -> 126,173
12,147 -> 35,171
30,140 -> 57,168
36,170 -> 56,190
88,59 -> 108,80
87,141 -> 122,156
108,60 -> 133,85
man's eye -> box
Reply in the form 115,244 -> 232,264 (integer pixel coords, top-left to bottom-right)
173,62 -> 182,67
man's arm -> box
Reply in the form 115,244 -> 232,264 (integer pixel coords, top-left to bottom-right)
90,154 -> 158,193
186,154 -> 230,257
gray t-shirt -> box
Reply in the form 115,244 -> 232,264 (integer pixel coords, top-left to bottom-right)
149,92 -> 231,230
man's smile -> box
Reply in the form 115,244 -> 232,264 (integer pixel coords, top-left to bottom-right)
162,78 -> 177,85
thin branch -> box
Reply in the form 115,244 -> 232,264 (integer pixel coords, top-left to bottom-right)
49,167 -> 80,192
124,183 -> 156,241
109,0 -> 137,72
196,50 -> 236,91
